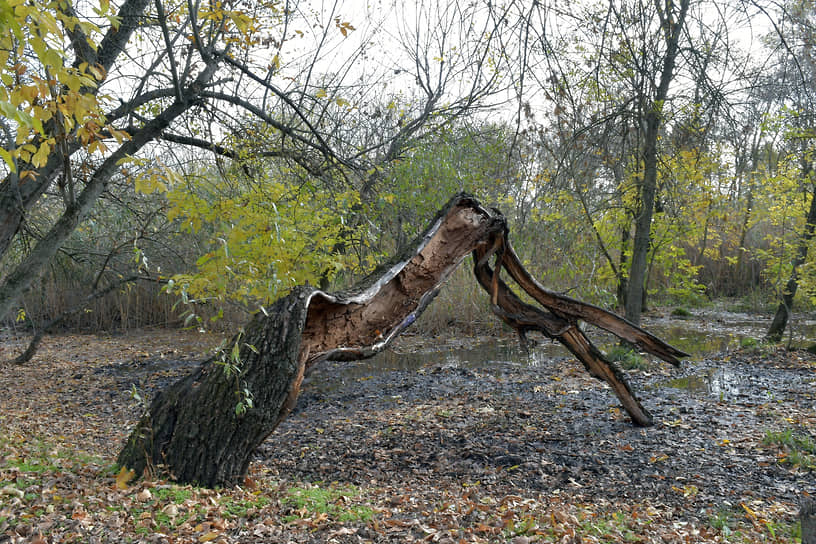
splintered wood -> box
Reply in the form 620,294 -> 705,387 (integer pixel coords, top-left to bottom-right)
301,194 -> 686,426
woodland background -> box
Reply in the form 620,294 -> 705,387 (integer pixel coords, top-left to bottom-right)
1,0 -> 815,339
2,2 -> 816,542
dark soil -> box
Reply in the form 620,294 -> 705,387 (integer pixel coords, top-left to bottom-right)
268,342 -> 815,514
1,329 -> 814,543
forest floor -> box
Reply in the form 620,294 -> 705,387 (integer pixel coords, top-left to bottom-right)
0,325 -> 814,543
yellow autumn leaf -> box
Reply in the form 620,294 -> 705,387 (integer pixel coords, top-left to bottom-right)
114,466 -> 135,489
0,148 -> 15,172
199,531 -> 220,542
740,502 -> 757,520
31,143 -> 50,168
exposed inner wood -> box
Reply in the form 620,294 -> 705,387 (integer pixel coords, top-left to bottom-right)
299,195 -> 686,426
117,193 -> 687,487
301,203 -> 500,363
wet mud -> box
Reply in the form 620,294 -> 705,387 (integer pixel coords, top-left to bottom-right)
73,312 -> 816,531
260,340 -> 815,523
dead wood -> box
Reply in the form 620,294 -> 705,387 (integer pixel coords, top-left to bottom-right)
470,227 -> 679,426
802,497 -> 816,544
118,193 -> 685,485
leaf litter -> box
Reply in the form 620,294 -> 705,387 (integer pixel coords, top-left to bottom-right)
0,328 -> 814,542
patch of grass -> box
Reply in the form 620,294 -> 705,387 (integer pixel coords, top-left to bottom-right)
338,505 -> 376,523
606,345 -> 650,371
710,508 -> 736,536
708,506 -> 801,543
562,509 -> 646,543
281,483 -> 375,524
219,494 -> 271,519
670,307 -> 692,318
762,428 -> 816,469
0,434 -> 106,475
152,486 -> 193,504
739,337 -> 759,349
6,458 -> 60,473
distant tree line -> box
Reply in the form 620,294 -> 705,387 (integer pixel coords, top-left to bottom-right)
1,0 -> 815,342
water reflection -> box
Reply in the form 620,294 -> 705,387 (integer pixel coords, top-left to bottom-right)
329,311 -> 814,379
661,367 -> 745,399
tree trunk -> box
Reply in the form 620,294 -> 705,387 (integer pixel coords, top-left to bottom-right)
616,220 -> 631,310
624,0 -> 689,325
117,288 -> 314,486
118,193 -> 685,487
767,173 -> 816,342
802,497 -> 816,544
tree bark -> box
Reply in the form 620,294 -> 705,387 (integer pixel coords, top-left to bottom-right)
118,193 -> 685,486
624,0 -> 690,326
118,287 -> 315,486
802,497 -> 816,544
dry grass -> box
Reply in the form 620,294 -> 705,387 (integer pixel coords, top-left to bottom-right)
16,276 -> 180,333
410,259 -> 505,336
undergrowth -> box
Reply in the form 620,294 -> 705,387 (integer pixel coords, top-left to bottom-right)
762,428 -> 816,470
606,345 -> 650,370
281,484 -> 375,524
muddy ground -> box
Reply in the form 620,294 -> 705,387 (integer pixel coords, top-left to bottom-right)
1,327 -> 815,543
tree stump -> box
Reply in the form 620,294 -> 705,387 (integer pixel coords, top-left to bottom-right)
802,497 -> 816,544
118,193 -> 686,486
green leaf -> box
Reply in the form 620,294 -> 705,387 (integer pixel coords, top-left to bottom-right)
0,147 -> 15,172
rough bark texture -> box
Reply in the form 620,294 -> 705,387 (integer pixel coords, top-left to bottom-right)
118,194 -> 685,486
624,0 -> 690,326
802,497 -> 816,544
117,288 -> 313,486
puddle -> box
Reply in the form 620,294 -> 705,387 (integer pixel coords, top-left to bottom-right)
316,340 -> 559,382
660,367 -> 747,399
315,310 -> 815,386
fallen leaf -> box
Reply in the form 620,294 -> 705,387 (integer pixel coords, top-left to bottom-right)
199,531 -> 220,542
327,527 -> 357,538
114,466 -> 135,490
1,485 -> 24,499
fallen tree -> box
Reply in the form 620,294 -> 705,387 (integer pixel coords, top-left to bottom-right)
118,194 -> 686,487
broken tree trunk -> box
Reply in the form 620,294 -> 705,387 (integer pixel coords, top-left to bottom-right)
117,194 -> 685,486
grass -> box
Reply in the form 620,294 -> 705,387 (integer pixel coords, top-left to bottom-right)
707,506 -> 801,543
281,483 -> 375,524
580,510 -> 642,542
762,428 -> 816,469
670,307 -> 693,318
710,507 -> 738,536
220,494 -> 272,519
0,429 -> 378,539
151,486 -> 194,504
739,337 -> 759,349
606,345 -> 650,371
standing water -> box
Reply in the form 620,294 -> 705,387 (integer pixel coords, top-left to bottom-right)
329,309 -> 816,379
